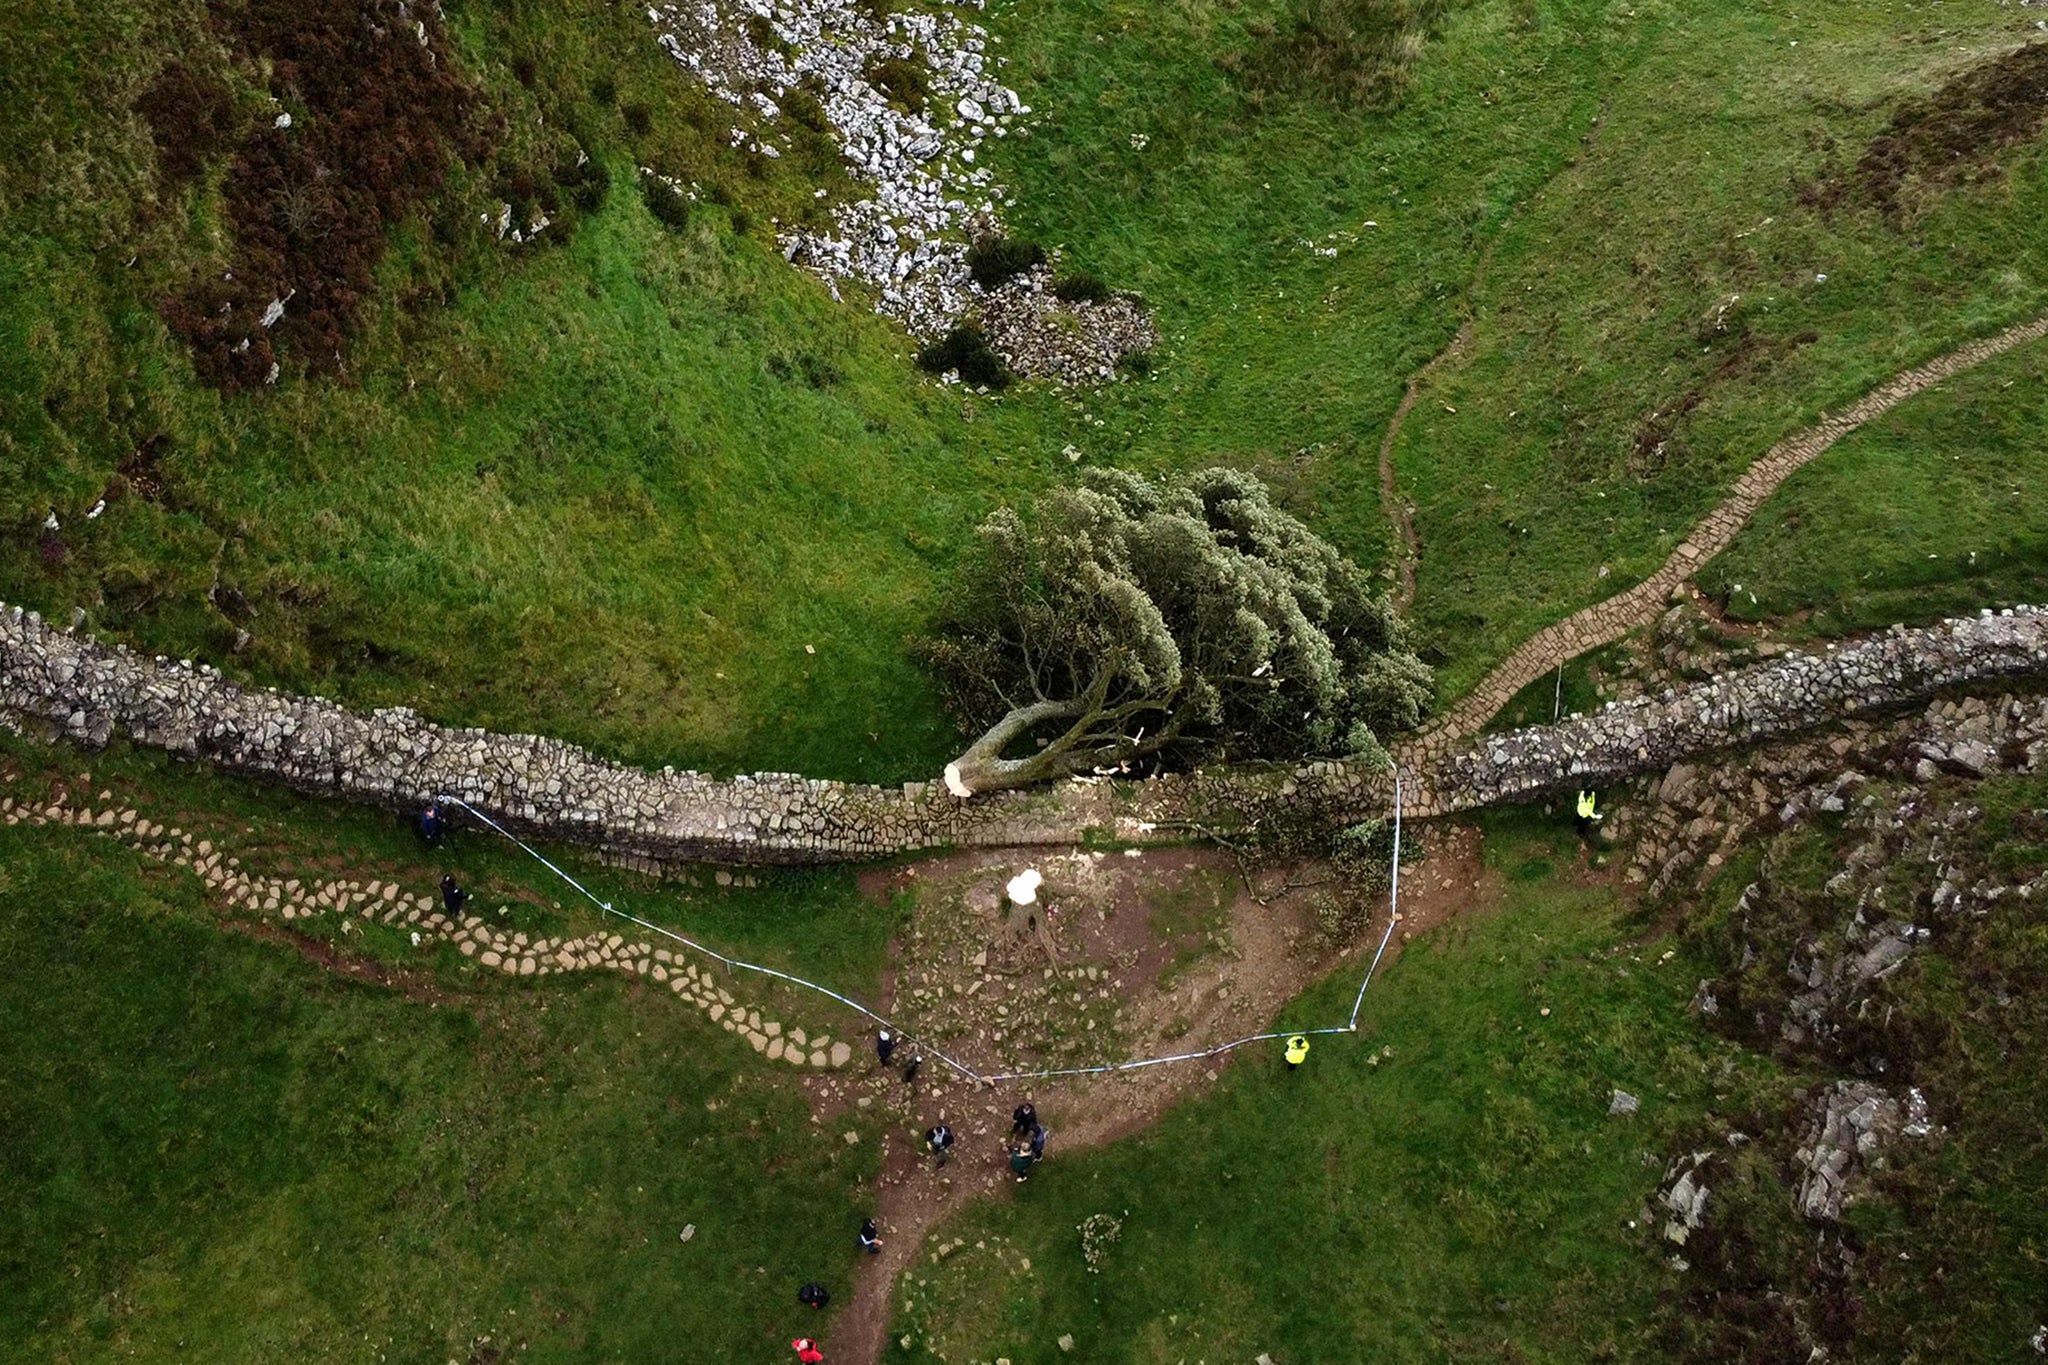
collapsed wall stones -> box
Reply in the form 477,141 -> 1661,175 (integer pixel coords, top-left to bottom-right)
2,601 -> 2045,866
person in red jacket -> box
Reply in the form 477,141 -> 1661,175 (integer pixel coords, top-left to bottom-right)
790,1337 -> 825,1363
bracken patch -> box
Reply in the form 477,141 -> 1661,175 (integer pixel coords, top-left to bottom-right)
1803,41 -> 2048,221
153,0 -> 496,390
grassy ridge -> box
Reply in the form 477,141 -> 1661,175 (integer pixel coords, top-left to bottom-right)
1383,7 -> 2048,693
0,0 -> 1055,782
5,0 -> 2047,784
0,821 -> 879,1362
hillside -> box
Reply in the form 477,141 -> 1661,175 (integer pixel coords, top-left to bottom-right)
5,0 -> 2048,1362
6,0 -> 2046,783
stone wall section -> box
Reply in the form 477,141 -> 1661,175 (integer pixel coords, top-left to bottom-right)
4,601 -> 2046,864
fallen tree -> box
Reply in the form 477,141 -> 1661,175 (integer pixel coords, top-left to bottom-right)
927,467 -> 1432,796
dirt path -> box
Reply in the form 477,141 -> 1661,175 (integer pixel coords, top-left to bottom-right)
1377,320 -> 1473,612
1377,108 -> 1610,613
1411,311 -> 2048,747
827,832 -> 1493,1364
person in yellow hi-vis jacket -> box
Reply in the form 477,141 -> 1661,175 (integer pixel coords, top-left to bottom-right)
1285,1034 -> 1310,1071
1575,789 -> 1602,838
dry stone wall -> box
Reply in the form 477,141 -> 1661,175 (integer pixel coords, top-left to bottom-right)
3,601 -> 2046,865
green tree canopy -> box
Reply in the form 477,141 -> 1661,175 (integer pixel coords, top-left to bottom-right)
927,467 -> 1432,795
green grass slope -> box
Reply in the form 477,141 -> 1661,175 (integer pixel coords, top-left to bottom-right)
0,816 -> 879,1362
890,817 -> 1770,1362
5,0 -> 2046,782
1700,333 -> 2048,632
980,0 -> 2048,700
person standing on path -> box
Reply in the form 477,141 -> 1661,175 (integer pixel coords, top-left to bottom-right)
1009,1144 -> 1037,1182
1028,1121 -> 1047,1162
925,1123 -> 955,1170
901,1052 -> 923,1086
875,1028 -> 896,1067
790,1337 -> 825,1363
1576,789 -> 1603,839
440,873 -> 467,923
1011,1101 -> 1037,1139
858,1218 -> 882,1254
1285,1034 -> 1310,1071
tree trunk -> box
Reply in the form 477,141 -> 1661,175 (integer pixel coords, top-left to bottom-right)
942,698 -> 1092,797
943,694 -> 1181,797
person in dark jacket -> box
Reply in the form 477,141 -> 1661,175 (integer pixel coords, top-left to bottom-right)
1028,1121 -> 1048,1161
1009,1144 -> 1037,1182
797,1281 -> 830,1309
417,802 -> 446,848
876,1028 -> 896,1066
925,1123 -> 955,1169
858,1218 -> 882,1254
901,1052 -> 923,1086
440,874 -> 467,923
1011,1101 -> 1037,1138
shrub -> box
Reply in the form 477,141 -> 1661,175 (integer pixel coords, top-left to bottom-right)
1052,271 -> 1112,304
915,324 -> 1013,390
768,347 -> 843,389
134,61 -> 238,183
782,85 -> 831,134
925,466 -> 1431,793
590,75 -> 617,106
513,56 -> 537,88
966,236 -> 1046,290
642,176 -> 692,231
556,155 -> 610,214
745,13 -> 792,55
158,0 -> 495,390
623,102 -> 653,136
1252,0 -> 1450,110
867,56 -> 929,113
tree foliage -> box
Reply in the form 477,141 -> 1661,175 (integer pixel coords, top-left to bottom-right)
927,467 -> 1432,794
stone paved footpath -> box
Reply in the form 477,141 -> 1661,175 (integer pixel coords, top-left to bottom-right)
0,786 -> 856,1072
1416,312 -> 2048,748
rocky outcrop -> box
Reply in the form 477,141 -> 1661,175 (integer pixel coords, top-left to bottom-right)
1794,1082 -> 1934,1223
646,0 -> 1156,379
1614,689 -> 2048,906
2,601 -> 2045,865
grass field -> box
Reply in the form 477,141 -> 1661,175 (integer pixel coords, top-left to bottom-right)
7,729 -> 2047,1360
1700,332 -> 2048,633
0,817 -> 885,1362
887,814 -> 1780,1362
6,0 -> 2047,784
0,729 -> 905,995
8,5 -> 2048,1353
2,769 -> 1759,1364
978,0 -> 2048,702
